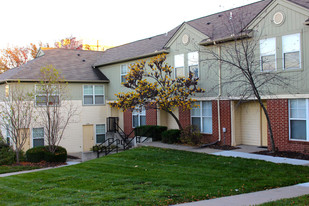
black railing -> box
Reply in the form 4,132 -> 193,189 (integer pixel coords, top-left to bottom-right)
96,138 -> 120,158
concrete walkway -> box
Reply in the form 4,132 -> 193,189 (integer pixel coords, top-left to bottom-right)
176,183 -> 309,206
0,161 -> 80,178
138,142 -> 309,205
139,142 -> 309,166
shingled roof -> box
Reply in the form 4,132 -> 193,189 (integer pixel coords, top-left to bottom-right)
94,0 -> 309,67
0,49 -> 108,83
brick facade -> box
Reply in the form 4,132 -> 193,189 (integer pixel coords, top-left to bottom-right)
267,99 -> 309,154
123,106 -> 157,137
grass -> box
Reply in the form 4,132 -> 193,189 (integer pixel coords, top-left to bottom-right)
0,165 -> 40,174
260,195 -> 309,205
0,146 -> 308,205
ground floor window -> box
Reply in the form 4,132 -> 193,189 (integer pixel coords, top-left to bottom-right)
289,99 -> 308,141
32,128 -> 44,147
191,101 -> 212,134
96,124 -> 106,144
132,107 -> 146,128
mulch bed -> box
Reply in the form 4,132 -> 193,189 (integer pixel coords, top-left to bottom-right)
254,150 -> 309,160
11,161 -> 66,168
202,144 -> 240,150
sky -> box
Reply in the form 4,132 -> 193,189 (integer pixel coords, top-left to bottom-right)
0,0 -> 260,49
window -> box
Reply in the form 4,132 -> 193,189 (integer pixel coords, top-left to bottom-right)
132,107 -> 146,128
289,99 -> 308,141
32,128 -> 44,147
191,101 -> 212,134
96,124 -> 106,144
188,52 -> 199,78
6,128 -> 10,145
121,64 -> 128,83
83,85 -> 104,105
283,33 -> 301,70
260,38 -> 276,71
175,54 -> 185,78
35,85 -> 60,106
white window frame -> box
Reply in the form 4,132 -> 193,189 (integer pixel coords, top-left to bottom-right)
282,33 -> 301,70
191,101 -> 212,134
120,64 -> 128,83
260,37 -> 277,72
83,85 -> 105,105
95,124 -> 106,144
132,107 -> 146,128
188,52 -> 199,78
35,84 -> 60,106
32,127 -> 45,148
289,99 -> 309,142
174,54 -> 185,78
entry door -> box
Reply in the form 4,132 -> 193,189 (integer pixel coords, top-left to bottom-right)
240,102 -> 261,146
83,125 -> 94,152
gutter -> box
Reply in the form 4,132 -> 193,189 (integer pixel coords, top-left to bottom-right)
217,45 -> 222,142
0,79 -> 110,84
93,49 -> 170,67
200,32 -> 252,46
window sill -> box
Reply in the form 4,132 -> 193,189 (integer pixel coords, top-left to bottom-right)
289,139 -> 309,143
83,104 -> 106,106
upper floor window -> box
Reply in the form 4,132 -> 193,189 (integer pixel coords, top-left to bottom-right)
191,101 -> 212,134
35,85 -> 60,106
121,64 -> 128,83
32,127 -> 44,147
132,107 -> 146,128
289,99 -> 308,141
260,38 -> 276,71
188,52 -> 199,78
283,33 -> 301,70
175,54 -> 185,78
83,85 -> 104,105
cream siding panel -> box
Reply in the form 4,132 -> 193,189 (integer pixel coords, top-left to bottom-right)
166,108 -> 179,129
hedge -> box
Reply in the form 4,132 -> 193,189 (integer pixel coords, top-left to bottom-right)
161,129 -> 181,144
134,125 -> 167,141
0,143 -> 15,165
26,146 -> 67,163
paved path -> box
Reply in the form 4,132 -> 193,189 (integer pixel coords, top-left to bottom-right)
0,161 -> 80,178
176,183 -> 309,206
139,142 -> 309,166
139,142 -> 309,205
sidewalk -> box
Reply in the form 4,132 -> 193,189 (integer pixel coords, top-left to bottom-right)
0,161 -> 80,178
139,142 -> 309,166
176,183 -> 309,206
139,142 -> 309,205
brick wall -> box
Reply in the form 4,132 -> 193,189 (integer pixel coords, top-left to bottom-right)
123,106 -> 157,137
146,104 -> 157,125
267,99 -> 309,154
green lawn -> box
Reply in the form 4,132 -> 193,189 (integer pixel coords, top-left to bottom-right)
260,195 -> 309,205
0,147 -> 308,205
0,165 -> 40,174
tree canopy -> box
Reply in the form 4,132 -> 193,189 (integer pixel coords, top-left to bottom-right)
111,54 -> 205,130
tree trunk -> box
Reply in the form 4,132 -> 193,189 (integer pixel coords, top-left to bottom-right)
15,150 -> 20,164
256,98 -> 276,152
166,110 -> 183,130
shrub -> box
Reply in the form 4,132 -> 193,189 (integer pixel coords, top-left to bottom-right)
180,125 -> 202,146
161,129 -> 181,144
26,146 -> 67,163
134,125 -> 167,141
0,144 -> 15,165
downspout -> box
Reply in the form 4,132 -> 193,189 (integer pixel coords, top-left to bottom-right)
217,44 -> 222,142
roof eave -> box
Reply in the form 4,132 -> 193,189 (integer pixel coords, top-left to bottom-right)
94,49 -> 170,67
0,79 -> 110,84
199,32 -> 253,46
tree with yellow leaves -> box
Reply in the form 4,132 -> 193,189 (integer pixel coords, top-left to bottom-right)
111,54 -> 205,130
